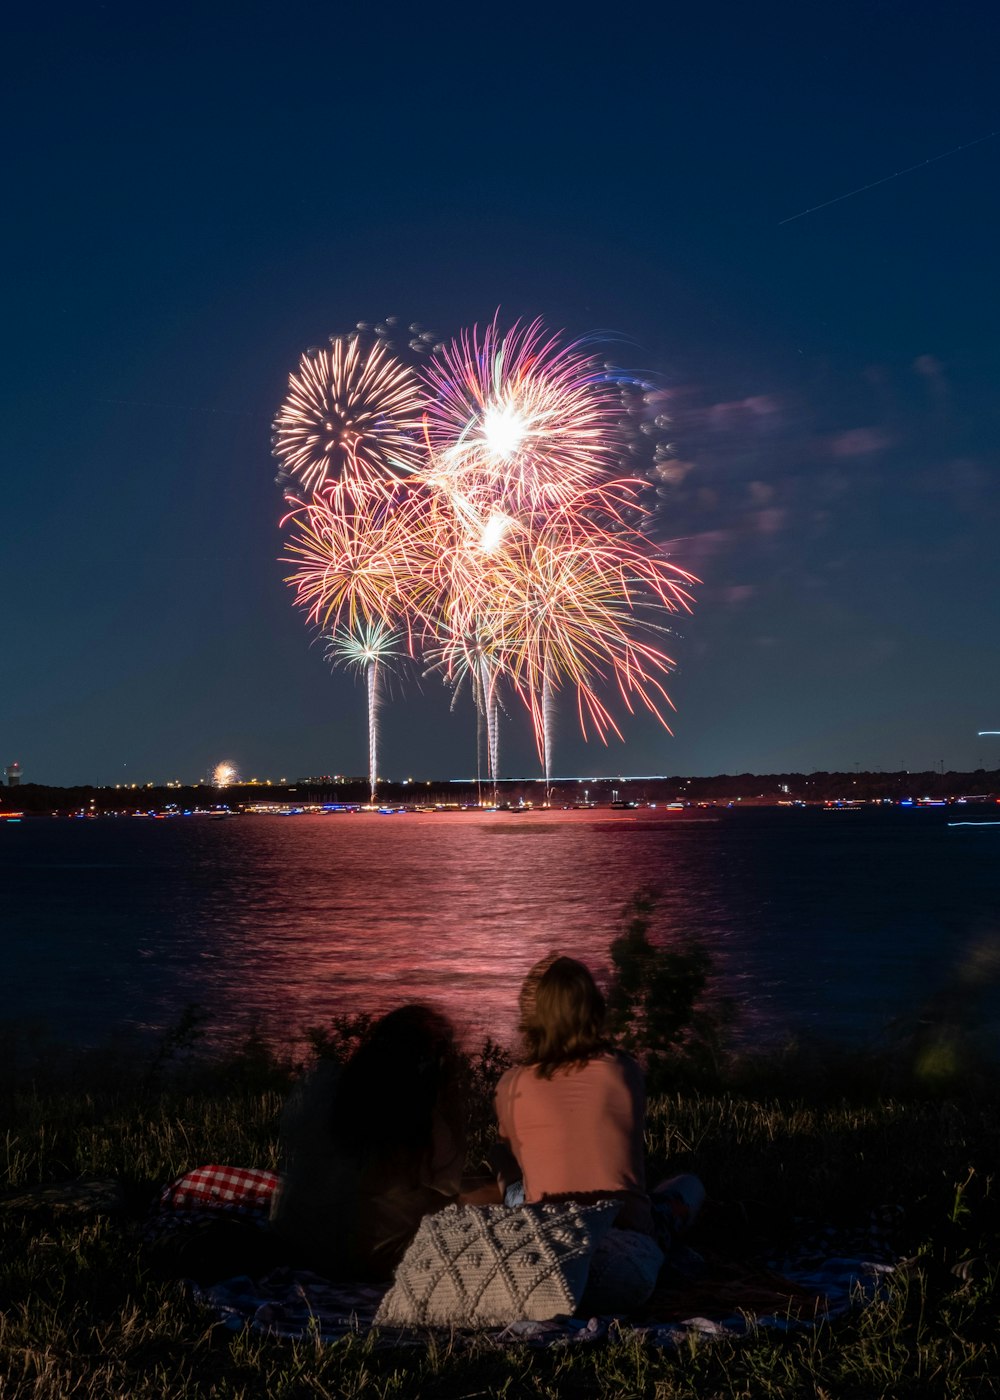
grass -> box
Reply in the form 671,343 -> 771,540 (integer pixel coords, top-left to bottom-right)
2,1031 -> 1000,1397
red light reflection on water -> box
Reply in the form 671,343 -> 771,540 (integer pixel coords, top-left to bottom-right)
180,809 -> 731,1051
14,806 -> 976,1053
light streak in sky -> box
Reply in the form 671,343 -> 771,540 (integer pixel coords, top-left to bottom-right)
779,129 -> 998,226
213,761 -> 238,788
272,335 -> 423,498
326,620 -> 401,803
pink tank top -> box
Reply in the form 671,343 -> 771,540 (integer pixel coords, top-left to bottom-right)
494,1052 -> 652,1233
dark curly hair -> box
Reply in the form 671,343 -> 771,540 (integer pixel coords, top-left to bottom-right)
330,1004 -> 464,1181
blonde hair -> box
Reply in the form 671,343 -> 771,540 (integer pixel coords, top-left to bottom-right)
519,956 -> 609,1079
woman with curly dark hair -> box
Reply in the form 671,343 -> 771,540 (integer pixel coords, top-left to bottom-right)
271,1004 -> 465,1279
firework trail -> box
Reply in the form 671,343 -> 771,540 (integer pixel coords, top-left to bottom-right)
478,651 -> 500,804
420,467 -> 695,777
407,458 -> 511,794
541,667 -> 556,796
272,334 -> 424,499
422,624 -> 504,801
326,620 -> 400,803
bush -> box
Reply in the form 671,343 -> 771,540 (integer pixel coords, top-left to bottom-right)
606,887 -> 735,1091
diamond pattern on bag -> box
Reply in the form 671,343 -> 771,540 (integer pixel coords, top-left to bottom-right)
375,1200 -> 620,1327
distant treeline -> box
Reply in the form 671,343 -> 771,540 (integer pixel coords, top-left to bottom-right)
4,769 -> 999,813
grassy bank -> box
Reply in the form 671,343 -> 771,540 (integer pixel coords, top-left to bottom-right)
2,1037 -> 1000,1399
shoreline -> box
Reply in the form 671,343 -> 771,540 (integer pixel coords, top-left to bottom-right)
4,767 -> 999,817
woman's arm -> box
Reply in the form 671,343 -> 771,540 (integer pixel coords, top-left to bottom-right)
486,1139 -> 521,1195
424,1104 -> 465,1197
490,1069 -> 523,1195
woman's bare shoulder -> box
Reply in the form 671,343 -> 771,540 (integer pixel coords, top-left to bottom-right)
590,1050 -> 642,1081
495,1063 -> 524,1097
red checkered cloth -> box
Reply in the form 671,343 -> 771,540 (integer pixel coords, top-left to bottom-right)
159,1165 -> 279,1215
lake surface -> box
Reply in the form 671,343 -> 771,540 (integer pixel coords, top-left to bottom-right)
4,807 -> 1000,1053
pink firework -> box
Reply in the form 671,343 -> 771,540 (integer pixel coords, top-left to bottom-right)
421,316 -> 622,513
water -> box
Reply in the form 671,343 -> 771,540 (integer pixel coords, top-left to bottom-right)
4,807 -> 999,1052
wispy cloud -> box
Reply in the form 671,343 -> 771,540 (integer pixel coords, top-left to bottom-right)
827,427 -> 893,457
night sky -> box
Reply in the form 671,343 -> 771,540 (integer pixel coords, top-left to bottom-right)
5,2 -> 998,786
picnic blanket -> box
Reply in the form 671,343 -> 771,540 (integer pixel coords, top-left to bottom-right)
152,1166 -> 896,1350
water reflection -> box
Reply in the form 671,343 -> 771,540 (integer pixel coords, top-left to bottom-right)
171,811 -> 737,1050
4,808 -> 999,1052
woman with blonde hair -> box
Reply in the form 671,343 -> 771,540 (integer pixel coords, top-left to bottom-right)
493,953 -> 703,1240
493,954 -> 653,1231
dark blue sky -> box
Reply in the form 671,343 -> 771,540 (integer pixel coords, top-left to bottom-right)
5,2 -> 998,784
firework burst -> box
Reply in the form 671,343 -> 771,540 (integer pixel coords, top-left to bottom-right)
479,511 -> 694,761
420,467 -> 696,779
276,314 -> 700,790
272,334 -> 423,498
281,487 -> 435,638
421,317 -> 622,513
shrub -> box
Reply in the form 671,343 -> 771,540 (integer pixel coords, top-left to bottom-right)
606,887 -> 735,1090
